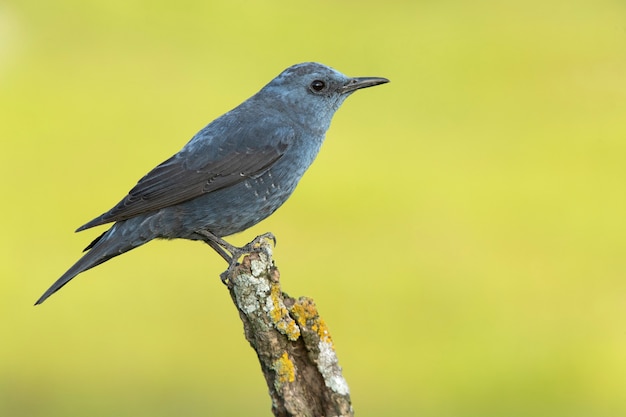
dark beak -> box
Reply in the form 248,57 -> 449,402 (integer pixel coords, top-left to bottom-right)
340,76 -> 389,94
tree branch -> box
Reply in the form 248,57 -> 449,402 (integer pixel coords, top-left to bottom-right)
223,238 -> 353,417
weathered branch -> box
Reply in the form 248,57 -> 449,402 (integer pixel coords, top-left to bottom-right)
223,238 -> 353,417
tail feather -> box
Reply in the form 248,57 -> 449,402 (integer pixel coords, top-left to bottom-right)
35,224 -> 149,305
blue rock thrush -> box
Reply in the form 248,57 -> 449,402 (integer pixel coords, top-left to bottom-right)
35,62 -> 389,304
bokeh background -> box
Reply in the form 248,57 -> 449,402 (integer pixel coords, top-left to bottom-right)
2,1 -> 626,416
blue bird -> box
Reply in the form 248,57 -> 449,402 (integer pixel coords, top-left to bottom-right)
36,62 -> 388,304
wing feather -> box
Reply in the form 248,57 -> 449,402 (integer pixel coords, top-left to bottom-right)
77,143 -> 288,231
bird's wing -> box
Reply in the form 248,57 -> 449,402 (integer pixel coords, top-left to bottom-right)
77,140 -> 290,231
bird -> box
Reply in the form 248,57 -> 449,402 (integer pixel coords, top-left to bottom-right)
35,62 -> 389,305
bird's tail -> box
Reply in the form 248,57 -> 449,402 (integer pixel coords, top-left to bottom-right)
35,223 -> 150,305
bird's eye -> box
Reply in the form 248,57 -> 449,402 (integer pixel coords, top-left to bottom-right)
309,80 -> 326,92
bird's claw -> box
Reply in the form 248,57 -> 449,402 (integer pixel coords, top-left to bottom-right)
217,232 -> 276,287
220,268 -> 235,287
248,232 -> 277,250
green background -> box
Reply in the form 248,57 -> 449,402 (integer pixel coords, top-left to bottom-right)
2,1 -> 625,416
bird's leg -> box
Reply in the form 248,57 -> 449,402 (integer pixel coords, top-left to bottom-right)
195,230 -> 276,285
195,230 -> 239,283
204,238 -> 233,264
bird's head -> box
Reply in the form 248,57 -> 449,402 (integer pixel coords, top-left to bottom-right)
258,62 -> 389,129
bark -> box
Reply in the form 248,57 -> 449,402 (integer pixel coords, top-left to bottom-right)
223,238 -> 353,417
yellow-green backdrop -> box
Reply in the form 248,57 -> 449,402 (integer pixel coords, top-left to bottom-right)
1,1 -> 625,416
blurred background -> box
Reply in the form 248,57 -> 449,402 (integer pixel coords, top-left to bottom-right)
1,0 -> 626,416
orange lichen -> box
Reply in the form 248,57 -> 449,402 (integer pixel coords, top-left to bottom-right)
311,317 -> 332,344
272,352 -> 295,389
268,282 -> 300,341
290,297 -> 333,345
269,285 -> 287,322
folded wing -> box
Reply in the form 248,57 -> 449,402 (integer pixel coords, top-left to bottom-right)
77,143 -> 288,231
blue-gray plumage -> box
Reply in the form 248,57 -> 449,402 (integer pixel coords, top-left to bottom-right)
35,62 -> 388,305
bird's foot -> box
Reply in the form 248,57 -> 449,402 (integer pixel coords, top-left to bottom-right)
239,232 -> 277,254
219,233 -> 276,286
195,230 -> 276,287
